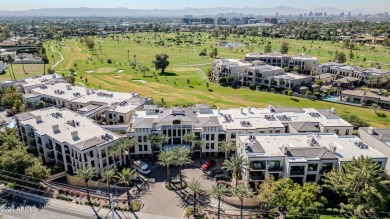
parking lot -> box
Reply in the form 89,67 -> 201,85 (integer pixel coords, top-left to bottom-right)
136,158 -> 225,218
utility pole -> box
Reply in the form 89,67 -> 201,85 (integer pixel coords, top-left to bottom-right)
110,193 -> 115,219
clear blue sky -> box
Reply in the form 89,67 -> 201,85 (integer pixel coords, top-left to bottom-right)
2,0 -> 390,11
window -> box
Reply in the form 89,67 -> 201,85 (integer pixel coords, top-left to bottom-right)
138,145 -> 143,152
275,130 -> 280,133
306,174 -> 316,182
109,114 -> 112,119
211,134 -> 215,141
144,145 -> 148,152
89,151 -> 94,158
211,143 -> 214,150
173,129 -> 176,136
308,164 -> 318,171
91,160 -> 95,168
206,143 -> 210,150
334,129 -> 340,135
346,129 -> 350,135
231,133 -> 236,139
138,136 -> 142,142
206,134 -> 209,140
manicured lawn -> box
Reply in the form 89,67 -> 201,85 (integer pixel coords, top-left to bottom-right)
320,215 -> 347,219
17,33 -> 390,127
0,64 -> 45,81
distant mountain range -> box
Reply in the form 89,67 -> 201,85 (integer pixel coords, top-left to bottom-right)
0,6 -> 374,17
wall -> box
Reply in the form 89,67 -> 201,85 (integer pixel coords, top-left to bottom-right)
66,173 -> 123,189
222,196 -> 259,208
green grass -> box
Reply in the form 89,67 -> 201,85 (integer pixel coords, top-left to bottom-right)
12,32 -> 390,127
0,64 -> 45,81
320,215 -> 348,219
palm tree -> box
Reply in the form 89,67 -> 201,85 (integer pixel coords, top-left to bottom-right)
232,184 -> 253,219
108,143 -> 121,168
196,139 -> 206,164
158,150 -> 175,186
123,138 -> 136,167
5,55 -> 16,81
133,54 -> 137,66
219,140 -> 236,160
173,147 -> 192,187
183,132 -> 197,154
187,178 -> 202,217
127,50 -> 130,62
100,166 -> 117,194
158,134 -> 169,149
222,155 -> 247,186
116,168 -> 137,209
371,103 -> 380,114
147,135 -> 159,151
210,184 -> 230,219
75,166 -> 95,201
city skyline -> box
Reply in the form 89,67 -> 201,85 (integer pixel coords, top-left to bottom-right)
1,0 -> 390,12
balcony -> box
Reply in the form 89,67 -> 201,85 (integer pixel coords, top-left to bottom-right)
290,166 -> 305,176
249,172 -> 265,181
46,143 -> 54,150
250,161 -> 266,170
28,132 -> 35,139
268,166 -> 283,172
29,141 -> 37,147
320,167 -> 333,174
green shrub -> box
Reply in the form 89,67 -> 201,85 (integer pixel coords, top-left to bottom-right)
131,201 -> 141,212
287,90 -> 293,96
218,77 -> 227,84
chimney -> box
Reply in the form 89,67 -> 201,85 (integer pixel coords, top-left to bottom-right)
217,108 -> 221,114
332,146 -> 337,154
71,131 -> 78,139
330,107 -> 336,114
35,115 -> 42,123
240,107 -> 243,114
368,127 -> 375,135
52,125 -> 59,133
248,107 -> 251,113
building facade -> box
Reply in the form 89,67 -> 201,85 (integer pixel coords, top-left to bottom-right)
15,107 -> 124,175
237,133 -> 387,187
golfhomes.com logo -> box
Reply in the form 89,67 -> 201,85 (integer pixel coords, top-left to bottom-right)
0,206 -> 39,212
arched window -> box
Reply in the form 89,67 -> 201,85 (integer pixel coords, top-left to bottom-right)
173,120 -> 181,125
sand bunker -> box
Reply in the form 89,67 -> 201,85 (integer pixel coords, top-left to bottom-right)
96,67 -> 117,73
116,70 -> 125,73
132,80 -> 148,84
86,70 -> 94,73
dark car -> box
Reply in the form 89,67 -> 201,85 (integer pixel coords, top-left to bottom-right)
215,174 -> 229,181
201,160 -> 216,171
210,169 -> 224,177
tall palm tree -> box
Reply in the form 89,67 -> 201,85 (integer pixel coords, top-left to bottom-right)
183,132 -> 197,154
219,140 -> 236,160
173,147 -> 192,187
210,184 -> 230,219
232,184 -> 253,219
187,178 -> 202,217
127,50 -> 130,62
196,139 -> 206,164
100,166 -> 117,194
122,137 -> 136,167
158,150 -> 175,186
133,54 -> 137,66
108,143 -> 121,168
5,55 -> 16,81
147,134 -> 159,151
116,168 -> 137,209
75,166 -> 95,201
222,155 -> 247,186
158,134 -> 169,149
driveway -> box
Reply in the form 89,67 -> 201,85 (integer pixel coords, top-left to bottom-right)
137,159 -> 222,218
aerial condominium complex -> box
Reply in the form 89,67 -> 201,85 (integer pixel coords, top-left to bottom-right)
237,133 -> 387,187
22,82 -> 152,125
127,104 -> 353,159
15,107 -> 123,175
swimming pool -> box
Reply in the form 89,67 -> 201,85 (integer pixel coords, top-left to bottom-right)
323,95 -> 362,106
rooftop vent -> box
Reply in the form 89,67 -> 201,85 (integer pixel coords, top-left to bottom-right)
308,112 -> 321,118
265,115 -> 276,121
67,120 -> 80,128
277,114 -> 291,121
268,105 -> 275,112
39,85 -> 48,89
223,114 -> 234,123
66,84 -> 72,90
73,92 -> 81,97
354,141 -> 368,149
119,101 -> 128,107
51,112 -> 62,119
241,121 -> 252,127
54,90 -> 65,95
101,133 -> 114,141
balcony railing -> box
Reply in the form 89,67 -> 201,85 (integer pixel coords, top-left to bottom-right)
46,143 -> 54,150
268,166 -> 283,172
250,162 -> 266,170
249,174 -> 265,181
290,170 -> 305,176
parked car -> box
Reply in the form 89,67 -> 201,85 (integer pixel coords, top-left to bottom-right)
133,160 -> 151,175
215,174 -> 229,181
201,160 -> 216,171
210,169 -> 224,177
216,180 -> 232,187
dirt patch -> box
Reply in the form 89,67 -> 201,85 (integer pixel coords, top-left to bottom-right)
170,67 -> 198,72
96,67 -> 117,73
